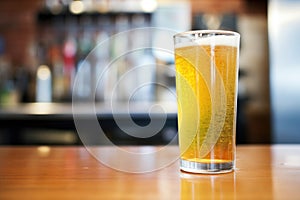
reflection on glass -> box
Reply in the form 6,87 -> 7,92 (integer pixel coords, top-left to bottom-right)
180,172 -> 236,199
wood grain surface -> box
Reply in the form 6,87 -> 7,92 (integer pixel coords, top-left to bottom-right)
0,145 -> 299,199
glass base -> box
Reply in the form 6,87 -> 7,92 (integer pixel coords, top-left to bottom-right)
180,159 -> 234,174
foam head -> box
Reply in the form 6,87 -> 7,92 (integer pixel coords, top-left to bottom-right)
174,31 -> 240,49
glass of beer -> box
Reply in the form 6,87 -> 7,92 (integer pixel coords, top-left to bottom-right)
174,30 -> 240,174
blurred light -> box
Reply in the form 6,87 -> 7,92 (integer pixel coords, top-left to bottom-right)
95,0 -> 109,13
82,0 -> 93,12
28,103 -> 53,115
202,14 -> 222,29
140,0 -> 157,12
70,0 -> 85,14
37,65 -> 51,81
37,146 -> 51,157
46,0 -> 63,14
284,155 -> 300,167
269,0 -> 300,143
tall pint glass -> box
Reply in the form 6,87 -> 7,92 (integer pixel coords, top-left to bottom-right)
174,30 -> 240,174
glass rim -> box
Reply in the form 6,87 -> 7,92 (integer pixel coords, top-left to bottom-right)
174,30 -> 240,38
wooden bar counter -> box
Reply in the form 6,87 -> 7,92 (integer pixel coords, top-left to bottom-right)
0,145 -> 300,199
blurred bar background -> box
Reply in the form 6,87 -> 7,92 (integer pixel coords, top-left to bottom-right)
0,0 -> 298,145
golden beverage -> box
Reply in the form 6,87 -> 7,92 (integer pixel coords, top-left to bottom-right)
174,31 -> 240,173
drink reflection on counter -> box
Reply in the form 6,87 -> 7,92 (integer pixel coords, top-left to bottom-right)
179,147 -> 274,199
180,172 -> 236,199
